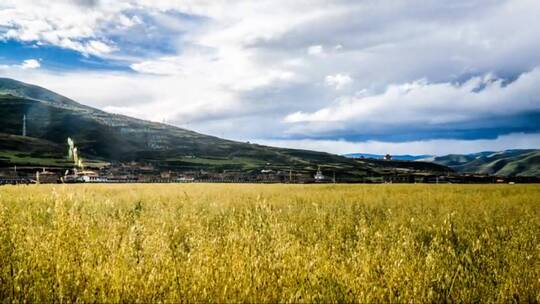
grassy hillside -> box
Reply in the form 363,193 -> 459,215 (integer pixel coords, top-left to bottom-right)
480,151 -> 540,177
0,77 -> 87,108
432,150 -> 540,177
0,133 -> 69,167
361,158 -> 451,173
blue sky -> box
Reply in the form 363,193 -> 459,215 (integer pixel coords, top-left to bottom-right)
0,40 -> 131,71
1,0 -> 539,155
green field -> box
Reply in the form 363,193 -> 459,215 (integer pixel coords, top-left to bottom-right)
0,184 -> 538,302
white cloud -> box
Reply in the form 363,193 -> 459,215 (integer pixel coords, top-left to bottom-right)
84,40 -> 114,56
130,48 -> 297,92
21,59 -> 41,69
307,45 -> 324,56
117,14 -> 142,29
325,73 -> 353,90
285,68 -> 540,134
0,0 -> 125,56
130,56 -> 184,76
0,59 -> 41,70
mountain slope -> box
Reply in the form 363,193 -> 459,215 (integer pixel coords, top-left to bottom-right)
431,149 -> 540,177
1,78 -> 391,177
0,77 -> 87,108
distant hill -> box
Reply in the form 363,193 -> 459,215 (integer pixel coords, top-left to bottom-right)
345,149 -> 540,177
4,77 -> 446,179
430,149 -> 540,177
344,153 -> 433,161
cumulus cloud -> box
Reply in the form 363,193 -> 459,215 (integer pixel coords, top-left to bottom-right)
129,48 -> 297,92
284,68 -> 540,142
285,69 -> 540,138
0,0 -> 131,56
0,59 -> 41,70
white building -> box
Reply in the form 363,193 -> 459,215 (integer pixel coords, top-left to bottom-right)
314,167 -> 326,180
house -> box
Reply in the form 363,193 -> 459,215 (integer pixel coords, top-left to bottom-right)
63,170 -> 107,183
36,169 -> 59,184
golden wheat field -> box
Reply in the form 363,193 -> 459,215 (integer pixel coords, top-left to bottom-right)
0,184 -> 538,303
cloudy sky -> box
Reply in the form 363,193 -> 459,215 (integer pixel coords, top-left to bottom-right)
1,0 -> 539,155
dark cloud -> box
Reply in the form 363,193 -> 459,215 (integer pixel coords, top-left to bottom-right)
282,111 -> 540,142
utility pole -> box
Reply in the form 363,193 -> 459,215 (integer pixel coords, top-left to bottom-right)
22,114 -> 27,137
289,169 -> 292,183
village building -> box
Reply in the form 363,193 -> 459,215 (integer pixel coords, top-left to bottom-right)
314,167 -> 326,181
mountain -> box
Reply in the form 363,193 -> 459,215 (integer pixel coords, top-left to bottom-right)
429,149 -> 540,177
0,77 -> 89,108
344,153 -> 433,161
3,77 -> 435,179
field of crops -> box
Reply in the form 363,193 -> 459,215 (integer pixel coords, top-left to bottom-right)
0,184 -> 538,302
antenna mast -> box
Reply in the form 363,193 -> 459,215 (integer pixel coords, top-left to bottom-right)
22,114 -> 27,137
